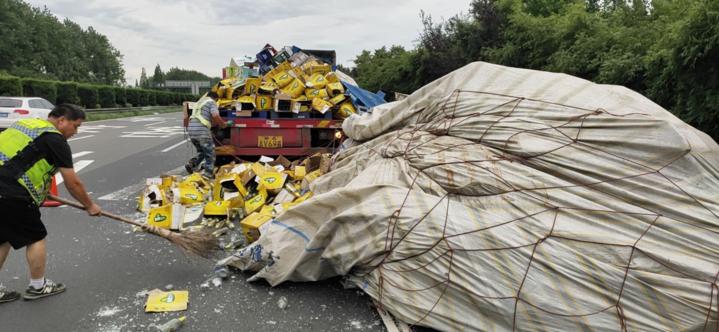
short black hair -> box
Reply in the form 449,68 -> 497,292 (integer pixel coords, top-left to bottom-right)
207,91 -> 219,99
49,104 -> 86,121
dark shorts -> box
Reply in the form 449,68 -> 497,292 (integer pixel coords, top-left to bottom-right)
0,196 -> 46,249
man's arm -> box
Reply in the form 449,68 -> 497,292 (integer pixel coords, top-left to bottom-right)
59,167 -> 101,216
211,113 -> 227,129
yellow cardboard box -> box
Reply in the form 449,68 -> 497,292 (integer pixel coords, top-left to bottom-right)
145,290 -> 189,313
243,77 -> 261,95
272,71 -> 293,88
326,82 -> 345,97
147,203 -> 185,230
255,95 -> 273,111
240,212 -> 273,243
304,88 -> 328,99
305,73 -> 328,89
281,78 -> 305,98
311,98 -> 333,114
244,187 -> 268,215
337,101 -> 357,119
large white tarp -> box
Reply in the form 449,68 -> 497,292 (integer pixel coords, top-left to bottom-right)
223,62 -> 719,331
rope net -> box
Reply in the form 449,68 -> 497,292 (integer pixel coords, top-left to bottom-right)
226,63 -> 719,331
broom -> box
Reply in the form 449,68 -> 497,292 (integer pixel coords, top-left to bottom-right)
48,194 -> 219,258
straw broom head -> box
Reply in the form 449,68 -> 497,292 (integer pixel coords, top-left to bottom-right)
143,224 -> 219,259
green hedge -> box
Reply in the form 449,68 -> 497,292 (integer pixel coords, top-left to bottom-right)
77,84 -> 99,108
22,78 -> 57,102
147,90 -> 157,106
98,86 -> 116,108
113,87 -> 126,106
0,76 -> 22,96
56,82 -> 79,104
0,75 -> 190,108
126,89 -> 140,107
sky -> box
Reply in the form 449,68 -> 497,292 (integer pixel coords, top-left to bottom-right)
25,0 -> 471,85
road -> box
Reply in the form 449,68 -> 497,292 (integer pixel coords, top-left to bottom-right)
0,112 -> 382,331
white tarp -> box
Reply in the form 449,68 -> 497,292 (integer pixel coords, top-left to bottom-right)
223,62 -> 719,331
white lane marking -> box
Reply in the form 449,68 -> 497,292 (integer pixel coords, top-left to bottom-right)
120,126 -> 185,138
72,151 -> 94,158
161,140 -> 188,153
68,135 -> 95,142
98,165 -> 185,201
144,120 -> 167,127
56,160 -> 95,185
98,181 -> 146,201
79,125 -> 126,134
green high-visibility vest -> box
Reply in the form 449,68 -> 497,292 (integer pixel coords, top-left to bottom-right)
0,118 -> 61,205
191,97 -> 213,128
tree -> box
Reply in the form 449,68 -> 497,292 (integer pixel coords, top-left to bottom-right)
151,64 -> 164,88
0,0 -> 125,84
139,67 -> 149,88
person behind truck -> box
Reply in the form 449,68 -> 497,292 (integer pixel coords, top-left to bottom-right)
0,104 -> 102,304
184,91 -> 228,178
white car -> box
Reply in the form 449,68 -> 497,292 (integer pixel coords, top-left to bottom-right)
0,97 -> 54,130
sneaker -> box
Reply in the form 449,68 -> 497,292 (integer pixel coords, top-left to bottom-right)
23,279 -> 66,300
184,163 -> 194,174
0,285 -> 20,304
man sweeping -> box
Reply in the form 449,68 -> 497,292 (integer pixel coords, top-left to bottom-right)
0,104 -> 101,303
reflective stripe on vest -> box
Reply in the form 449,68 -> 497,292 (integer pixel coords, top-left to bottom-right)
191,97 -> 212,128
0,119 -> 60,205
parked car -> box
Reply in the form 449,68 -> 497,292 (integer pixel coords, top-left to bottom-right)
0,97 -> 54,130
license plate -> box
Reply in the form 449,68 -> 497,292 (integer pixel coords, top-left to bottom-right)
258,136 -> 283,148
0,112 -> 7,118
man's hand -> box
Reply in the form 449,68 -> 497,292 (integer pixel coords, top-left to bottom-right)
86,203 -> 102,216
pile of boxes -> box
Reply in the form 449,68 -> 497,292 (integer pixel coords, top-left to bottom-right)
137,154 -> 332,250
213,45 -> 358,119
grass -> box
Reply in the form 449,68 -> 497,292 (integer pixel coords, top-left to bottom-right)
86,107 -> 182,121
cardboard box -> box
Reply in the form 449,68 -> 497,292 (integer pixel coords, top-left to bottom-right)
304,154 -> 323,172
329,94 -> 346,106
145,290 -> 189,313
272,71 -> 293,88
273,189 -> 295,204
237,95 -> 256,111
243,77 -> 261,95
326,82 -> 345,96
311,97 -> 333,114
147,203 -> 185,230
259,81 -> 278,94
304,88 -> 328,99
244,189 -> 267,215
292,99 -> 312,113
301,170 -> 322,191
281,78 -> 305,98
273,93 -> 293,112
305,73 -> 328,89
257,172 -> 288,194
255,95 -> 273,111
240,212 -> 273,243
337,101 -> 357,119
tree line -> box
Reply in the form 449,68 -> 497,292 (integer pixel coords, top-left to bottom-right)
351,0 -> 719,139
0,0 -> 125,85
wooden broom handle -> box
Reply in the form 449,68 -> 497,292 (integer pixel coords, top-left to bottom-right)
47,194 -> 145,228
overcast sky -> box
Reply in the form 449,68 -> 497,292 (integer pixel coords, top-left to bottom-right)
25,0 -> 471,85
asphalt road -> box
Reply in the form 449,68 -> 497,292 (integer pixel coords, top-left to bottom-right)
0,112 -> 382,331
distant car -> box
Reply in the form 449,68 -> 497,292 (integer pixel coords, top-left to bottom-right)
0,97 -> 54,130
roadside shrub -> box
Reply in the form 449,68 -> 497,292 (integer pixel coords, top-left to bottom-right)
56,82 -> 79,104
77,84 -> 99,109
22,78 -> 57,102
98,86 -> 116,108
126,88 -> 141,106
0,76 -> 22,96
113,87 -> 126,106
